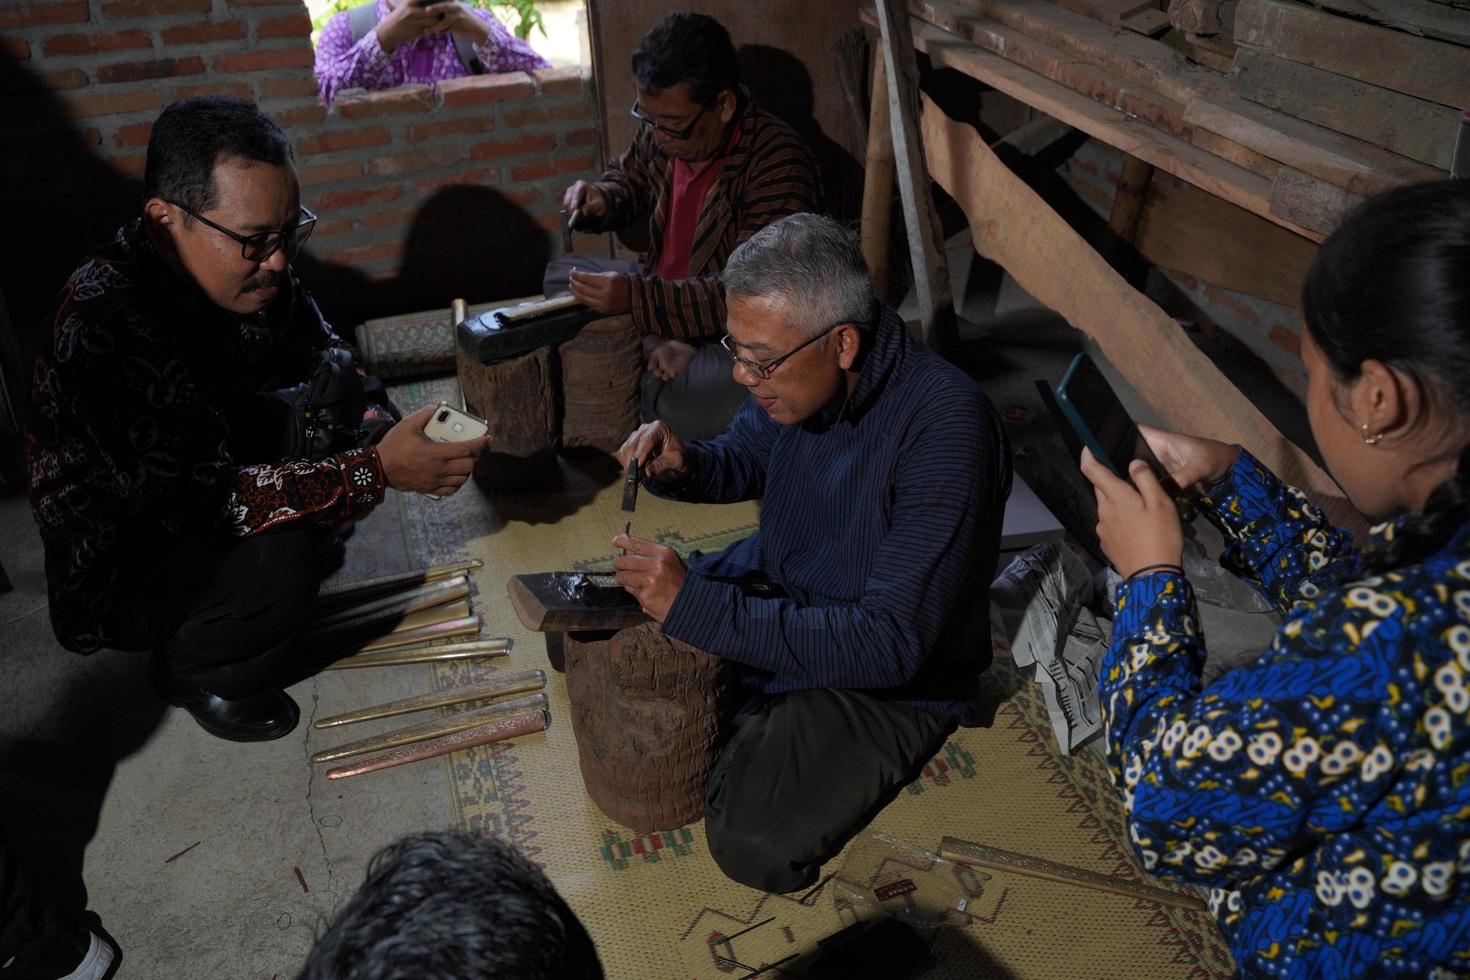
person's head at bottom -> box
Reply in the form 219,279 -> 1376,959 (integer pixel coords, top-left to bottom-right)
297,831 -> 603,980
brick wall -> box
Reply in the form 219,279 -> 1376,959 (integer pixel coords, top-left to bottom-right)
0,0 -> 601,330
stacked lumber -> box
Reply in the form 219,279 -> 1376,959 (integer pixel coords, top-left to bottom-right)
875,0 -> 1452,238
1230,0 -> 1469,177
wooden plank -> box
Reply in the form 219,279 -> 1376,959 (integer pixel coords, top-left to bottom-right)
861,52 -> 896,302
908,0 -> 1278,177
1183,95 -> 1446,198
1055,0 -> 1157,28
1134,172 -> 1318,307
1232,47 -> 1462,169
1268,166 -> 1366,237
943,0 -> 1228,105
1161,29 -> 1235,72
869,10 -> 1326,239
1236,0 -> 1470,110
992,114 -> 1076,155
876,0 -> 957,350
1123,8 -> 1174,35
1305,0 -> 1470,47
918,91 -> 1362,532
1169,0 -> 1238,33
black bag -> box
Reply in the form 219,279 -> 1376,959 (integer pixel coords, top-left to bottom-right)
264,348 -> 394,459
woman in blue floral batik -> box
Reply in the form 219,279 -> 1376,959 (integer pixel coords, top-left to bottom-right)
1079,179 -> 1470,978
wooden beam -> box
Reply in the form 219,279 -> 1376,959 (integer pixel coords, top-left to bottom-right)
861,51 -> 896,303
909,0 -> 1276,179
1183,95 -> 1445,198
1232,47 -> 1461,170
918,91 -> 1362,533
1236,0 -> 1470,110
1134,172 -> 1318,308
869,10 -> 1326,240
876,0 -> 957,350
1304,0 -> 1470,48
991,114 -> 1076,156
1168,0 -> 1239,34
1268,166 -> 1366,238
1054,0 -> 1157,29
1105,155 -> 1155,281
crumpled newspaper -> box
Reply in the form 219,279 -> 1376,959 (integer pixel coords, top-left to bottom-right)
990,544 -> 1109,755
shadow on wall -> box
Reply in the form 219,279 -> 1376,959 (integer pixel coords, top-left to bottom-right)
298,184 -> 552,329
739,44 -> 864,222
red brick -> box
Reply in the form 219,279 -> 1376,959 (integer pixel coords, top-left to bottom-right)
298,159 -> 364,186
39,68 -> 90,90
66,88 -> 161,119
1268,324 -> 1301,358
296,126 -> 390,155
258,11 -> 311,38
531,67 -> 583,97
468,133 -> 556,162
337,85 -> 435,119
315,185 -> 402,210
260,77 -> 320,100
405,116 -> 494,142
562,127 -> 598,147
326,241 -> 404,265
1203,284 -> 1262,325
311,217 -> 352,238
357,206 -> 419,231
1,38 -> 29,60
532,210 -> 563,231
102,0 -> 209,17
110,152 -> 147,177
273,104 -> 328,128
98,56 -> 205,84
213,47 -> 314,73
510,160 -> 552,181
439,73 -> 533,108
367,146 -> 462,177
115,121 -> 152,147
500,101 -> 587,129
412,168 -> 498,196
503,187 -> 543,207
160,20 -> 247,44
555,154 -> 595,175
42,29 -> 148,55
0,2 -> 89,28
172,81 -> 254,102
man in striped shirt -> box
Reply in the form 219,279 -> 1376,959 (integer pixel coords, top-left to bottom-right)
612,215 -> 1012,892
560,13 -> 820,441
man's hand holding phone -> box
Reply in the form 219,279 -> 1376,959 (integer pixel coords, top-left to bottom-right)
375,405 -> 488,498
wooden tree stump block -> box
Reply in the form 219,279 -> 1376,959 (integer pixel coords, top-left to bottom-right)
558,313 -> 642,453
456,343 -> 559,492
563,622 -> 730,832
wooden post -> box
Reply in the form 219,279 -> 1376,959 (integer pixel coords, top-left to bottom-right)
1105,155 -> 1155,283
874,0 -> 956,351
860,51 -> 895,303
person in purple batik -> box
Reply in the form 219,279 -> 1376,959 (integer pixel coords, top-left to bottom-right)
315,0 -> 549,105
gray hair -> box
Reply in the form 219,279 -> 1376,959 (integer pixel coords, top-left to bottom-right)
721,213 -> 874,339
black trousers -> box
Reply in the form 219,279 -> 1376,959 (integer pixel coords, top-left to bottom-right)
703,688 -> 954,894
0,827 -> 39,966
639,341 -> 748,443
148,527 -> 336,699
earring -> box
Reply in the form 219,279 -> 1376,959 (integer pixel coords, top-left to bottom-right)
1361,422 -> 1382,446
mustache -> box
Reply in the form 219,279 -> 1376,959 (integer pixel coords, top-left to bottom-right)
243,272 -> 287,293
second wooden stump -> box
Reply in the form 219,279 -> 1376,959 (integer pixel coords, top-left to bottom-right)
563,623 -> 730,832
456,343 -> 559,492
558,313 -> 642,453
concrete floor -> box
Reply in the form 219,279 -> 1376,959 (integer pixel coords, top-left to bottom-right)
0,260 -> 1285,977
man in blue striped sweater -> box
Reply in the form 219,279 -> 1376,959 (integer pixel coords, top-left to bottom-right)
613,214 -> 1012,892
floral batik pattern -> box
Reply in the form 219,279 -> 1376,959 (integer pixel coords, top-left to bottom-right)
1101,450 -> 1470,978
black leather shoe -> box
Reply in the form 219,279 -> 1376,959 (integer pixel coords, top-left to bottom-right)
161,682 -> 300,742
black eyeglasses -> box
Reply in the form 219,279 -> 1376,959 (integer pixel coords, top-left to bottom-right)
168,201 -> 317,262
720,322 -> 844,381
628,100 -> 709,141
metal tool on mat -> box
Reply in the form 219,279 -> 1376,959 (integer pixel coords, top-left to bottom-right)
315,560 -> 483,605
325,708 -> 549,780
347,615 -> 483,655
305,576 -> 470,632
311,692 -> 549,763
324,638 -> 513,670
938,836 -> 1207,911
315,668 -> 548,728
